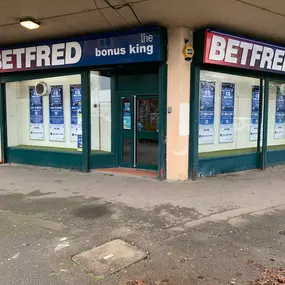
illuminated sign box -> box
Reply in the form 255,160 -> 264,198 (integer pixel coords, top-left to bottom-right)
203,30 -> 285,75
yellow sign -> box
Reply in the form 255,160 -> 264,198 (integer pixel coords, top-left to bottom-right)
182,44 -> 195,61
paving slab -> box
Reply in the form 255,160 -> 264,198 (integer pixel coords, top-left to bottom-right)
72,239 -> 147,277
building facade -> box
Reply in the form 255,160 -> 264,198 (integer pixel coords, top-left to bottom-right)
1,0 -> 285,180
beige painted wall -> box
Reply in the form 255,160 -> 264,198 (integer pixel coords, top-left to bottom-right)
166,27 -> 191,180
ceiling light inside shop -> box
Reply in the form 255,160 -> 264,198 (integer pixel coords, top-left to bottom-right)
20,19 -> 40,30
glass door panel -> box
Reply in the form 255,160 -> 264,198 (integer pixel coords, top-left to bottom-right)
136,98 -> 159,167
119,96 -> 159,169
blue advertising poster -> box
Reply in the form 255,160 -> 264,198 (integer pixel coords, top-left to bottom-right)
77,110 -> 82,150
70,85 -> 82,142
123,102 -> 131,130
49,85 -> 65,142
250,86 -> 260,141
29,86 -> 44,140
199,81 -> 215,145
219,83 -> 235,143
275,86 -> 285,139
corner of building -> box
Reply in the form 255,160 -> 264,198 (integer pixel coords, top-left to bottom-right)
166,26 -> 192,181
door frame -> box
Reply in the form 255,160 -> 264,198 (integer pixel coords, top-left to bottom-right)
118,94 -> 159,170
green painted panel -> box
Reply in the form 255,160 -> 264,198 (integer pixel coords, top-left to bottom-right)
199,148 -> 257,158
89,153 -> 117,169
7,148 -> 82,170
116,73 -> 159,94
267,150 -> 285,166
198,153 -> 260,177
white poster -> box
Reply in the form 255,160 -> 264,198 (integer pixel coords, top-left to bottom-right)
49,125 -> 65,142
199,125 -> 214,144
179,103 -> 189,136
30,124 -> 44,140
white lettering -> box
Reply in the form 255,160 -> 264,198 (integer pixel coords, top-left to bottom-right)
129,44 -> 136,54
209,35 -> 226,61
13,48 -> 25,68
65,42 -> 82,64
2,50 -> 13,69
250,44 -> 263,67
26,47 -> 36,68
95,47 -> 127,56
147,45 -> 153,55
52,43 -> 65,66
272,49 -> 285,71
95,48 -> 101,56
36,45 -> 51,67
240,41 -> 253,65
260,47 -> 274,69
225,39 -> 240,64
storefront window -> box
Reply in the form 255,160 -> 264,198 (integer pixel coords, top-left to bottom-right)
268,80 -> 285,150
90,71 -> 111,153
6,74 -> 82,152
198,71 -> 262,158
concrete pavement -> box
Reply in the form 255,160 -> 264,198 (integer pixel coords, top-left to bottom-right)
0,164 -> 285,284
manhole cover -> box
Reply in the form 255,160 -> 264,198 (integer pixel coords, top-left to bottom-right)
72,239 -> 147,277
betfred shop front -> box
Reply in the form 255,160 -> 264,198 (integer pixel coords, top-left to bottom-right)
189,29 -> 285,179
0,26 -> 167,178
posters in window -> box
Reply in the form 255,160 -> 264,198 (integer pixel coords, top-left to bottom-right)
274,86 -> 285,139
29,86 -> 44,140
77,109 -> 82,150
219,83 -> 235,143
49,85 -> 65,142
199,81 -> 215,145
250,86 -> 260,141
123,102 -> 131,130
70,85 -> 82,143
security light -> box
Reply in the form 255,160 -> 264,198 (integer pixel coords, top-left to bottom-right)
20,19 -> 40,30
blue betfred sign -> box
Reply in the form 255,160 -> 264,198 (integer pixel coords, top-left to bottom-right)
0,27 -> 164,73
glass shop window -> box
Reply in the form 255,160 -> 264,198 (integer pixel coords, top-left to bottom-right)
198,70 -> 262,158
267,80 -> 285,151
90,71 -> 112,153
6,74 -> 82,152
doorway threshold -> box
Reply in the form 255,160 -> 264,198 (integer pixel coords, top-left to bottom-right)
96,168 -> 158,179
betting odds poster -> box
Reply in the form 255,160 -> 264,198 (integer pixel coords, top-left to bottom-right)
29,86 -> 44,140
275,86 -> 285,139
250,86 -> 260,141
49,85 -> 65,142
123,101 -> 131,130
199,81 -> 215,145
219,83 -> 235,143
70,85 -> 82,143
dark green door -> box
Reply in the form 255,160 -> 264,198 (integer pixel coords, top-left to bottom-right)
119,95 -> 159,170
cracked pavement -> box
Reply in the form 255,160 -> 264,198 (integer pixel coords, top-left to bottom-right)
0,164 -> 285,284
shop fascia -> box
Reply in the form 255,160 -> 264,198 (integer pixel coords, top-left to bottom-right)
0,31 -> 159,72
0,42 -> 82,70
204,30 -> 285,73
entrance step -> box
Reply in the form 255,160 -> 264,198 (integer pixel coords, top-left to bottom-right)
96,168 -> 158,178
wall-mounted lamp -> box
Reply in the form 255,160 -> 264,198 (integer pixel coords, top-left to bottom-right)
20,18 -> 40,30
